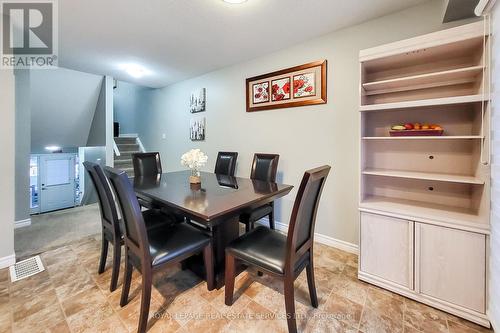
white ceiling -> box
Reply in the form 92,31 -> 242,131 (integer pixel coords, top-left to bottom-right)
59,0 -> 427,88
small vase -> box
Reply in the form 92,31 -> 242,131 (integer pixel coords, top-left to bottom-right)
189,169 -> 201,184
190,183 -> 201,191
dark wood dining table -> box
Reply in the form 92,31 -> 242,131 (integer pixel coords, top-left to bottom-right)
133,170 -> 293,288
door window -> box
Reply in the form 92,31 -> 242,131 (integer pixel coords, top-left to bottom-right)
45,159 -> 71,186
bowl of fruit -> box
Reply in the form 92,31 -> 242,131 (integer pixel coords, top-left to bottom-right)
390,123 -> 444,136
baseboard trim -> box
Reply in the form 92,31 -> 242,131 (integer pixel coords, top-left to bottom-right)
488,309 -> 499,332
314,233 -> 359,254
258,219 -> 359,255
15,218 -> 31,229
0,254 -> 15,269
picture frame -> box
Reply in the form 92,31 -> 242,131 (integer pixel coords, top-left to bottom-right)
271,77 -> 291,101
293,72 -> 316,98
251,82 -> 269,104
190,117 -> 205,141
246,60 -> 327,112
190,88 -> 206,113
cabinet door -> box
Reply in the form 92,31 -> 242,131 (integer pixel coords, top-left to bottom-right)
417,224 -> 486,313
360,212 -> 414,289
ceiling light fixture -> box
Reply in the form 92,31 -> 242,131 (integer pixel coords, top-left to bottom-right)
123,64 -> 147,78
45,145 -> 62,152
222,0 -> 248,4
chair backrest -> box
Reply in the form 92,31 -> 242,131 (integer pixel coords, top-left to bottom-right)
132,152 -> 162,178
250,153 -> 279,182
83,161 -> 120,236
214,152 -> 238,176
104,166 -> 150,261
285,165 -> 331,271
216,174 -> 239,189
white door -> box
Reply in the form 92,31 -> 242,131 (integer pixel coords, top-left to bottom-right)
39,154 -> 76,213
360,212 -> 414,289
417,223 -> 486,313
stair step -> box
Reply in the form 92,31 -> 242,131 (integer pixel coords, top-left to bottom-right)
115,137 -> 137,144
116,151 -> 141,158
114,160 -> 133,167
115,164 -> 133,171
119,167 -> 134,173
114,159 -> 132,166
117,144 -> 140,152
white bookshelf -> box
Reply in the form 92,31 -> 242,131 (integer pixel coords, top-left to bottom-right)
358,21 -> 491,327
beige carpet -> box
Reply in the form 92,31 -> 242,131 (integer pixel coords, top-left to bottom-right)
14,204 -> 102,259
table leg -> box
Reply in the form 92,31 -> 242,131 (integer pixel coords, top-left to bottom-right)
183,215 -> 240,289
211,216 -> 240,287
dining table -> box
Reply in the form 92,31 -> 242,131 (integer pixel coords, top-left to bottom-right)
133,170 -> 293,288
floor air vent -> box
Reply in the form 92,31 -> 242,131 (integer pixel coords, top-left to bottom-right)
9,256 -> 45,282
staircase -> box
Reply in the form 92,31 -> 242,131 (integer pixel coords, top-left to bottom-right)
114,136 -> 142,177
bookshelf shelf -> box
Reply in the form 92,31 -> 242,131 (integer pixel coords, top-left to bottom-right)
359,196 -> 488,232
361,135 -> 483,140
362,168 -> 484,185
359,94 -> 488,112
362,65 -> 484,96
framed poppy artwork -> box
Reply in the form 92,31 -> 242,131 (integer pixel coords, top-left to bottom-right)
271,77 -> 291,101
246,60 -> 327,112
252,82 -> 269,104
293,73 -> 315,98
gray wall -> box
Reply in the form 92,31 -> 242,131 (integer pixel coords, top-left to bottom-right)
135,0 -> 477,246
490,2 -> 499,330
0,66 -> 16,267
15,69 -> 31,222
30,68 -> 103,153
113,80 -> 150,135
104,76 -> 115,167
87,77 -> 107,146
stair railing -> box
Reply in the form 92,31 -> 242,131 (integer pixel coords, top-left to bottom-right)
113,140 -> 121,157
137,137 -> 146,153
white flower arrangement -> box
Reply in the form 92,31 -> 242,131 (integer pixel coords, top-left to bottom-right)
181,149 -> 208,171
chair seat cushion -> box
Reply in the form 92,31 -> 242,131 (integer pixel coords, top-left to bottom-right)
226,226 -> 287,274
240,204 -> 273,224
148,223 -> 210,266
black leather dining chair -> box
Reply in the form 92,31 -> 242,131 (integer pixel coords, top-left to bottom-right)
225,165 -> 331,333
83,161 -> 122,292
132,152 -> 162,209
240,153 -> 279,232
214,151 -> 238,176
104,166 -> 215,333
132,152 -> 162,177
83,162 -> 176,292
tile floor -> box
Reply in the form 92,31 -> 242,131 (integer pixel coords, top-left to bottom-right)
0,235 -> 494,333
